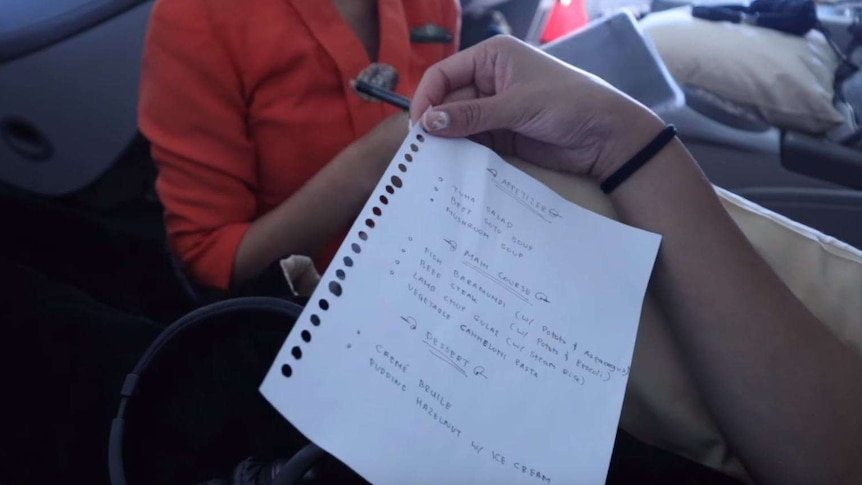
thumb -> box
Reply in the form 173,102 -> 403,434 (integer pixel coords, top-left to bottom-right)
421,96 -> 520,138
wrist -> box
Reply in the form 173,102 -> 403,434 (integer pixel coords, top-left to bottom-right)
599,124 -> 678,194
591,108 -> 666,184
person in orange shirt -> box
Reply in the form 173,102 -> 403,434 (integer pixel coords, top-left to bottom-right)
140,0 -> 460,291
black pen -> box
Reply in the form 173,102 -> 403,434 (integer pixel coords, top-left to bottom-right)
351,79 -> 412,111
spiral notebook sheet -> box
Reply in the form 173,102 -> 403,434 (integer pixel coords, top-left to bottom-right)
261,125 -> 661,484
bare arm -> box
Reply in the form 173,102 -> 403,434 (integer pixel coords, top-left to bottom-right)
232,113 -> 407,287
608,131 -> 862,484
411,36 -> 862,484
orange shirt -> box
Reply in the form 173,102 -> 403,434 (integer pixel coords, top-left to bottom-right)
140,0 -> 459,290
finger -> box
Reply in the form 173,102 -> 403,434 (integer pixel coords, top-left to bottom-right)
422,85 -> 483,134
441,85 -> 481,105
420,94 -> 524,138
409,50 -> 478,123
410,38 -> 505,122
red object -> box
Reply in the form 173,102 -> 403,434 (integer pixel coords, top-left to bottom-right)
542,0 -> 590,43
140,0 -> 459,290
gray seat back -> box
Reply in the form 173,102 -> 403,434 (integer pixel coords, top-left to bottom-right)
541,11 -> 685,114
0,0 -> 154,196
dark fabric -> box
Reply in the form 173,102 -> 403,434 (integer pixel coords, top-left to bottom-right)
749,0 -> 816,36
234,259 -> 296,300
120,299 -> 309,484
0,187 -> 193,324
608,430 -> 744,485
692,0 -> 817,36
691,5 -> 745,24
0,259 -> 742,484
233,258 -> 311,307
0,259 -> 163,484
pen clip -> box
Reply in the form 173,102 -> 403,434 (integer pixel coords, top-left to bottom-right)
351,79 -> 412,111
410,24 -> 454,44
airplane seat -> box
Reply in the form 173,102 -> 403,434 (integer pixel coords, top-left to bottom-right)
460,0 -> 556,49
644,1 -> 862,247
0,0 -> 155,199
541,11 -> 685,114
495,0 -> 557,45
0,1 -> 199,321
541,11 -> 862,250
644,0 -> 861,191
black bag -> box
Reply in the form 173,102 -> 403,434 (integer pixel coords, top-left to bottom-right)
108,297 -> 364,485
837,21 -> 862,146
692,0 -> 817,36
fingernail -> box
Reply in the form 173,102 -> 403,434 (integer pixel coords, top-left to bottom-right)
422,109 -> 449,132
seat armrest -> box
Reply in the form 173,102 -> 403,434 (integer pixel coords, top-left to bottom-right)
781,132 -> 862,190
542,11 -> 684,114
0,0 -> 150,62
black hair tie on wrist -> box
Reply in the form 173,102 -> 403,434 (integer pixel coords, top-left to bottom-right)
600,124 -> 678,194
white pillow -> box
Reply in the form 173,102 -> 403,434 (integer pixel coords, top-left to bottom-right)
641,7 -> 844,134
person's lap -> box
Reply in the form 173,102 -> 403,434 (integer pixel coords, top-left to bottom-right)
0,258 -> 741,484
0,259 -> 163,484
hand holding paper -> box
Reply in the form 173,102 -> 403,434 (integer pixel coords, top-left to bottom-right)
261,124 -> 660,484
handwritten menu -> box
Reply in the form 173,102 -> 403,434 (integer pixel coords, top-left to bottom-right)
261,125 -> 661,484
